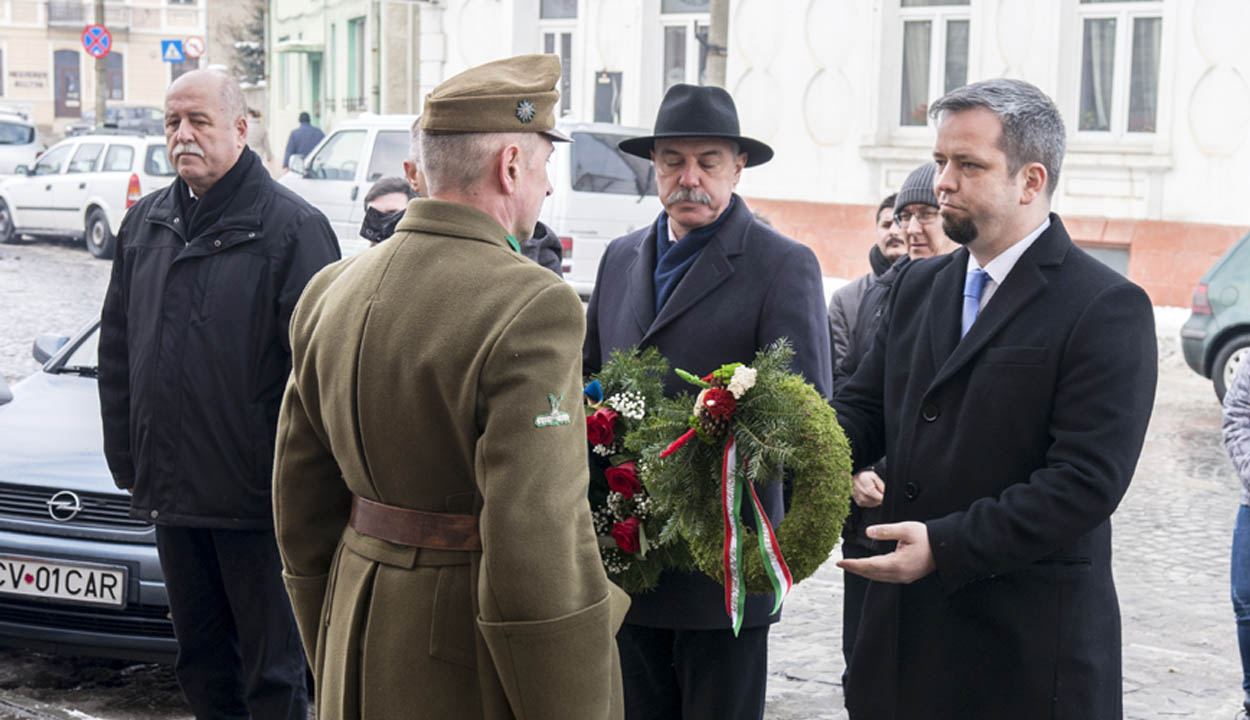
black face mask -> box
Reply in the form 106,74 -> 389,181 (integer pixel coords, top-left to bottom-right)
360,206 -> 406,243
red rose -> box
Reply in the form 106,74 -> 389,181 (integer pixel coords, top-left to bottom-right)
586,407 -> 619,447
701,388 -> 736,420
612,517 -> 641,554
605,461 -> 641,499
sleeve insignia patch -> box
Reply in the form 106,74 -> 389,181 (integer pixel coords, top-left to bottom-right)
534,392 -> 571,427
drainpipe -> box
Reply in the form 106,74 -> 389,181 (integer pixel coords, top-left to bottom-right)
372,0 -> 382,113
705,0 -> 728,88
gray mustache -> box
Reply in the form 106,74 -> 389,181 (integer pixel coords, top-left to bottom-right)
665,187 -> 712,206
171,143 -> 205,159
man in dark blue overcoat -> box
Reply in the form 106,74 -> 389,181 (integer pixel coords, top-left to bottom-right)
583,83 -> 832,720
833,78 -> 1157,719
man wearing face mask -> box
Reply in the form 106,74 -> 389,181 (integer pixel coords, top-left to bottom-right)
360,176 -> 418,246
97,69 -> 339,719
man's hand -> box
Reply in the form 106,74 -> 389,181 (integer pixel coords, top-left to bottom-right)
836,521 -> 936,583
851,470 -> 885,508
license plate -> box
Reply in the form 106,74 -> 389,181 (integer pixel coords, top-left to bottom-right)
0,555 -> 126,608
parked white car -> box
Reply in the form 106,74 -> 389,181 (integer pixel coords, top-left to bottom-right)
278,113 -> 417,256
0,111 -> 43,176
279,115 -> 661,297
0,132 -> 175,259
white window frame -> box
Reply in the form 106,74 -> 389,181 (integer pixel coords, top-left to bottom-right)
1072,0 -> 1163,140
539,20 -> 577,118
660,13 -> 709,93
895,1 -> 972,134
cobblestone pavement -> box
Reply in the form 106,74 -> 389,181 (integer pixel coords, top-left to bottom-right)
0,241 -> 1243,719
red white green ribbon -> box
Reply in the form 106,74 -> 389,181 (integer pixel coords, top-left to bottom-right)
721,435 -> 793,636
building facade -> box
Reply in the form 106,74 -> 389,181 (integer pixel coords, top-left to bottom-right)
0,0 -> 209,137
270,0 -> 1250,306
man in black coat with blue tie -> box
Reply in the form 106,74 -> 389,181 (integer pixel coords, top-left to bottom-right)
583,84 -> 832,720
833,79 -> 1157,719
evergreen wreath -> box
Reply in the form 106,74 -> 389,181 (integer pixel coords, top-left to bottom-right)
627,340 -> 853,595
585,348 -> 694,593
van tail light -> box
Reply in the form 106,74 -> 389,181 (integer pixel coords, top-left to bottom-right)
125,174 -> 141,209
1192,284 -> 1213,315
559,236 -> 573,273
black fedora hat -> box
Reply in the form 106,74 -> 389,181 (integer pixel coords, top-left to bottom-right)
619,84 -> 773,167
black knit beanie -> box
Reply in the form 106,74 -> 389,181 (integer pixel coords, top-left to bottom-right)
894,162 -> 938,215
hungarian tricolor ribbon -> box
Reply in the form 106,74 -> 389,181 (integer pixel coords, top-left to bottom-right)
721,434 -> 793,636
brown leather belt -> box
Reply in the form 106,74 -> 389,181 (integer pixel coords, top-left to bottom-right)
349,496 -> 482,552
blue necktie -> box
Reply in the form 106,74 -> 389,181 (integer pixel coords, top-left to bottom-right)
961,269 -> 989,338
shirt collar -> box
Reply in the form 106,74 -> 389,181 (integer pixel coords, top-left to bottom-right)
966,216 -> 1051,285
666,218 -> 679,245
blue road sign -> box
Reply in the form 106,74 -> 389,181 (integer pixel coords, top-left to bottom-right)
161,40 -> 185,63
82,25 -> 112,59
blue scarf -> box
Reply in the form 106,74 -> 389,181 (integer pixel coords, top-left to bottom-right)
653,195 -> 738,313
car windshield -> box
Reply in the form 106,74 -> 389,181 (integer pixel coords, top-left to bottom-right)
569,132 -> 658,196
145,145 -> 175,176
0,121 -> 35,145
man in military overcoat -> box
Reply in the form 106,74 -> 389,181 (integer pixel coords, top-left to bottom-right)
272,55 -> 629,720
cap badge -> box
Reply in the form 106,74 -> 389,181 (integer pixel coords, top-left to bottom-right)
516,100 -> 536,124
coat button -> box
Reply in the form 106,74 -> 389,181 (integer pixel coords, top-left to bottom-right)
905,483 -> 920,501
214,240 -> 222,247
150,509 -> 159,519
921,404 -> 939,422
247,232 -> 255,239
173,217 -> 179,224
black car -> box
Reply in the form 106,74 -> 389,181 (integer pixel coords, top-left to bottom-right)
0,320 -> 175,662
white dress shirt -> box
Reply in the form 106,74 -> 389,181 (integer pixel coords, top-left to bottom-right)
965,217 -> 1051,311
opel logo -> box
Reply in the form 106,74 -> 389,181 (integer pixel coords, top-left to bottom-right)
46,491 -> 83,522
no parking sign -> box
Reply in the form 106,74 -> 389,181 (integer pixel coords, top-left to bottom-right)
82,25 -> 111,59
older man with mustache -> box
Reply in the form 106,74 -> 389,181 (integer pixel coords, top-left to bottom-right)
98,69 -> 339,719
584,84 -> 831,720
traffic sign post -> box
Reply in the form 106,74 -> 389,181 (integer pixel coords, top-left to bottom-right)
161,40 -> 185,63
82,25 -> 111,59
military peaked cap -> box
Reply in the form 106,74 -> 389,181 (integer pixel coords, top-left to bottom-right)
420,54 -> 571,142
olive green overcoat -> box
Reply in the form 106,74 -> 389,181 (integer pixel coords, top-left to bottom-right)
273,199 -> 629,720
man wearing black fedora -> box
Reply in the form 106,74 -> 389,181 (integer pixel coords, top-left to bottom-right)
583,83 -> 831,719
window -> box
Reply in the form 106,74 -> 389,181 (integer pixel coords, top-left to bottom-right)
542,31 -> 573,116
366,131 -> 409,182
171,56 -> 198,82
106,53 -> 123,101
540,0 -> 576,18
570,132 -> 658,196
102,145 -> 135,172
33,144 -> 72,176
328,24 -> 336,109
347,18 -> 366,110
898,0 -> 969,127
1077,0 -> 1162,135
0,122 -> 34,145
145,144 -> 175,177
307,130 -> 365,181
662,0 -> 708,92
68,143 -> 104,173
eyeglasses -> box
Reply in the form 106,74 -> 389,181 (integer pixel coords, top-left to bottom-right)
896,207 -> 941,225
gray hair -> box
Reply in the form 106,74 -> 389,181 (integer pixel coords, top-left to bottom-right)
408,116 -> 421,164
167,69 -> 247,123
928,78 -> 1065,196
419,130 -> 542,195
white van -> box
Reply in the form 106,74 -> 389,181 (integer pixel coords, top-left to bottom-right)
540,122 -> 661,298
279,116 -> 661,297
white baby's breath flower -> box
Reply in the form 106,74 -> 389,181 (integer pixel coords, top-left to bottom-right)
728,366 -> 758,399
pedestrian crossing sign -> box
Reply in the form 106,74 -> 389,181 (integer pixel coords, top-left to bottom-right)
161,40 -> 184,63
